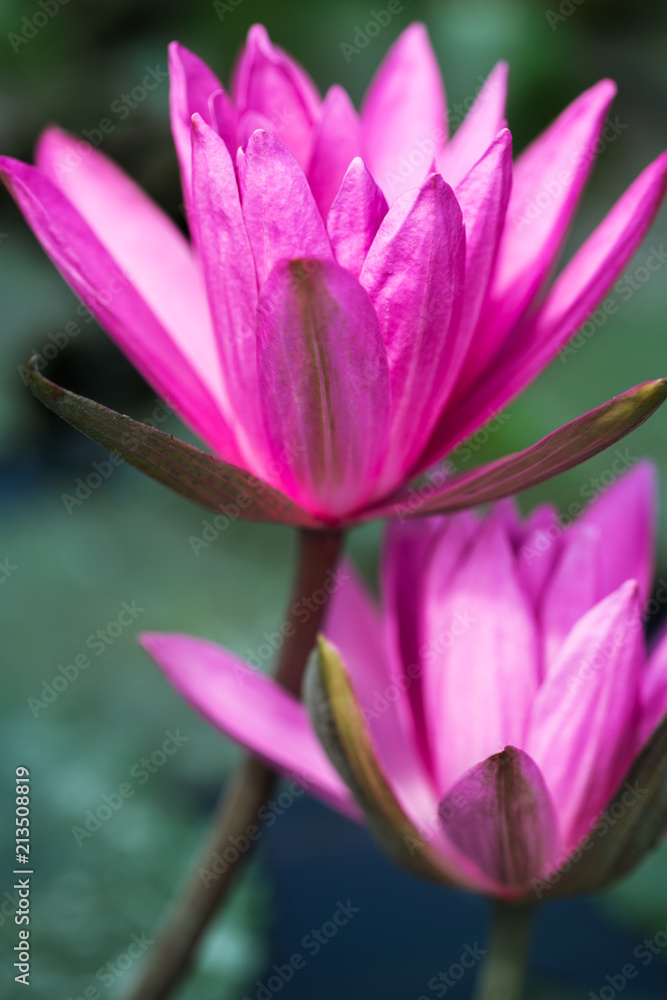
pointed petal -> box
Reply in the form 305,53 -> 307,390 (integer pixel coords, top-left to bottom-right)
360,174 -> 465,482
514,505 -> 563,615
367,381 -> 667,520
561,460 -> 655,606
35,126 -> 229,436
439,747 -> 559,892
190,115 -> 268,470
361,23 -> 447,201
23,359 -> 322,526
438,62 -> 509,189
307,85 -> 364,219
422,150 -> 667,465
422,513 -> 539,795
208,87 -> 238,152
323,560 -> 440,832
546,709 -> 667,896
383,513 -> 477,770
526,581 -> 644,852
541,463 -> 656,664
326,157 -> 388,277
306,636 -> 495,892
453,129 -> 513,363
0,153 -> 240,463
640,627 -> 667,746
515,149 -> 667,382
141,633 -> 356,816
487,80 -> 616,341
256,258 -> 390,517
232,24 -> 320,172
238,129 -> 332,289
168,41 -> 226,214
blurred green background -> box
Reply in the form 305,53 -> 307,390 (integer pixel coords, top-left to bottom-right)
1,0 -> 667,997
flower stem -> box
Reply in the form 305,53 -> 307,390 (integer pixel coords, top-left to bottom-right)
123,527 -> 344,1000
473,901 -> 536,1000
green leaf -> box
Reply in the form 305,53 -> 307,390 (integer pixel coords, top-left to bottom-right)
370,380 -> 667,519
23,356 -> 323,527
305,636 -> 480,890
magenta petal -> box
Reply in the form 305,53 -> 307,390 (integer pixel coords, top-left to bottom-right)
208,88 -> 238,152
0,153 -> 241,465
452,129 -> 513,369
238,129 -> 332,289
307,85 -> 364,219
256,258 -> 390,517
327,157 -> 388,278
35,128 -> 224,410
323,562 -> 442,836
540,464 -> 655,666
422,511 -> 539,796
576,461 -> 656,605
232,24 -> 320,172
641,629 -> 667,745
438,61 -> 509,190
360,174 -> 465,483
361,23 -> 447,201
516,149 -> 667,381
431,149 -> 667,461
487,79 -> 616,342
514,504 -> 563,617
439,747 -> 559,891
140,633 -> 358,818
190,115 -> 268,470
526,581 -> 644,852
168,41 -> 225,215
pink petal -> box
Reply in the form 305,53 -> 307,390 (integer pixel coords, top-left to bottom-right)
384,514 -> 477,772
439,746 -> 559,891
36,128 -> 223,408
140,632 -> 359,818
577,461 -> 656,605
540,463 -> 655,666
0,153 -> 241,465
641,625 -> 667,745
514,504 -> 563,614
438,62 -> 509,190
526,581 -> 644,852
323,562 -> 442,837
208,88 -> 238,152
418,149 -> 667,467
361,23 -> 447,202
238,129 -> 332,290
256,258 -> 390,518
451,129 -> 513,375
515,149 -> 667,383
190,115 -> 268,472
307,85 -> 364,219
232,24 -> 320,172
168,42 -> 225,215
359,174 -> 465,484
326,157 -> 388,278
485,79 -> 616,345
421,510 -> 540,796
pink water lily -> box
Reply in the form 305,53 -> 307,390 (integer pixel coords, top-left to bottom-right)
3,24 -> 667,522
142,464 -> 667,898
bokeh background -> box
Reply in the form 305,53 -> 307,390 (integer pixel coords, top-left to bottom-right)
1,0 -> 667,997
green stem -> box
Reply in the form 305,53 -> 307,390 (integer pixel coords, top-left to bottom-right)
473,901 -> 537,1000
123,528 -> 344,1000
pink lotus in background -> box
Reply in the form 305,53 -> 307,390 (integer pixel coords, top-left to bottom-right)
3,24 -> 667,523
142,464 -> 667,898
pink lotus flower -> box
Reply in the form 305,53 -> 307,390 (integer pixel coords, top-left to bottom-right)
142,464 -> 667,899
3,25 -> 667,524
